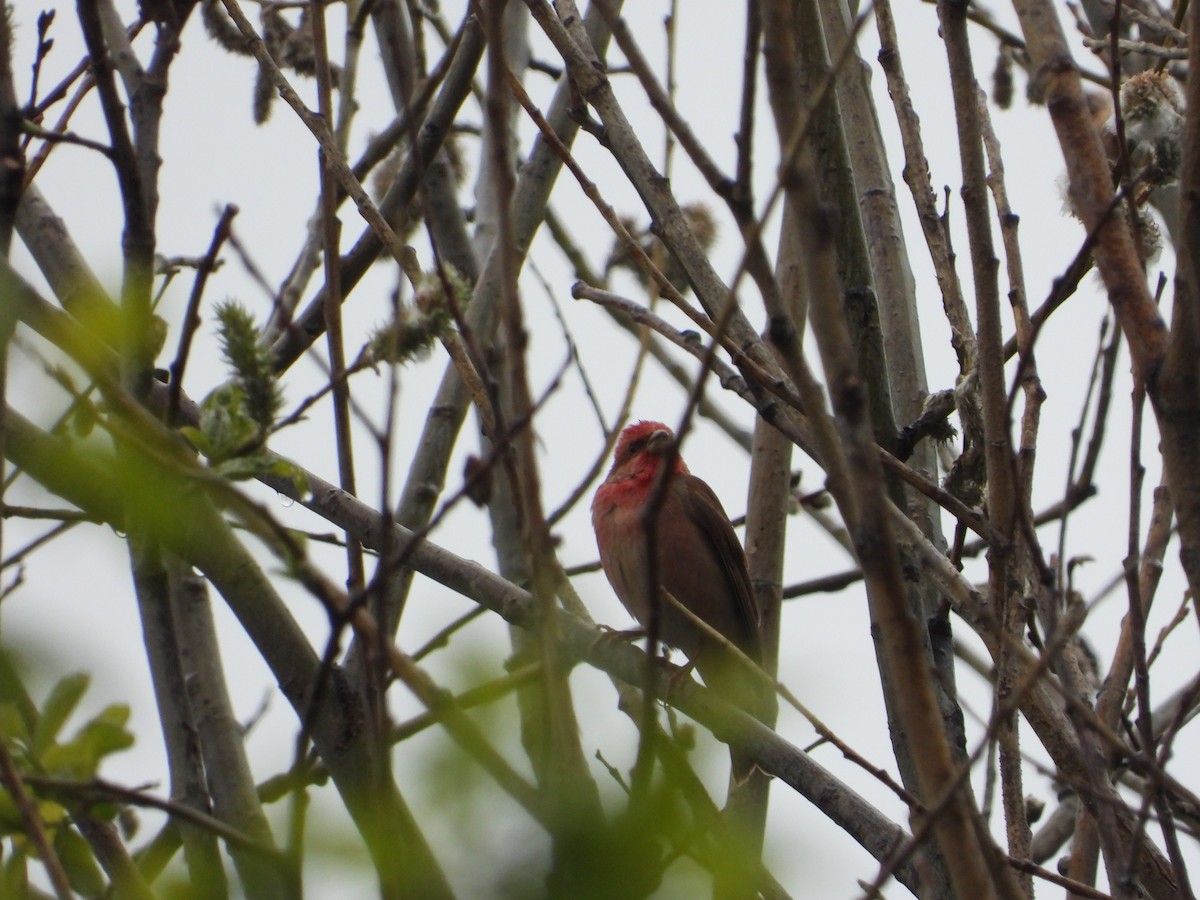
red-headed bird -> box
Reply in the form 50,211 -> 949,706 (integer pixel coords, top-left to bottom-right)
591,421 -> 771,779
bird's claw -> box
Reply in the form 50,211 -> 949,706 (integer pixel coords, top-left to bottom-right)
588,625 -> 647,654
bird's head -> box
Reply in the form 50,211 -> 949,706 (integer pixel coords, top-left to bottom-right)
608,421 -> 689,478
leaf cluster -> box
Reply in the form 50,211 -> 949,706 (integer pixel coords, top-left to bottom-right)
180,303 -> 309,491
0,655 -> 134,897
366,267 -> 464,366
199,0 -> 341,124
181,302 -> 279,461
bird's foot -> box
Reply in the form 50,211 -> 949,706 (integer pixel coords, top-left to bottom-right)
585,625 -> 647,660
662,658 -> 697,698
596,624 -> 646,645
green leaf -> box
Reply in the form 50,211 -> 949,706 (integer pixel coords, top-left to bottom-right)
71,401 -> 98,439
54,825 -> 106,897
178,425 -> 213,456
35,801 -> 67,830
43,705 -> 133,779
198,384 -> 260,462
215,302 -> 281,430
74,705 -> 134,764
0,785 -> 25,834
213,454 -> 275,482
0,703 -> 31,748
266,458 -> 310,499
0,653 -> 37,739
147,315 -> 169,361
1,842 -> 28,898
0,796 -> 67,842
33,673 -> 90,758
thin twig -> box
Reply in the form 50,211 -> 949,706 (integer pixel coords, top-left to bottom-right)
167,204 -> 238,423
0,743 -> 75,900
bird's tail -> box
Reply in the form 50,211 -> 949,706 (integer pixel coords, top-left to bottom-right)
696,650 -> 776,782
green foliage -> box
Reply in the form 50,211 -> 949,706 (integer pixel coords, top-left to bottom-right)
214,301 -> 281,434
366,267 -> 464,365
70,396 -> 98,438
0,664 -> 133,813
54,824 -> 106,897
0,668 -> 134,785
0,655 -> 136,897
1,846 -> 27,897
182,384 -> 262,462
184,302 -> 289,480
66,284 -> 124,356
0,655 -> 37,744
32,672 -> 89,759
0,705 -> 29,749
41,704 -> 134,781
181,384 -> 311,497
145,314 -> 170,365
213,453 -> 311,499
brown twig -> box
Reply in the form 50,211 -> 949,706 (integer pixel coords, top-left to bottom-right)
0,743 -> 74,900
167,203 -> 238,423
29,774 -> 285,859
310,0 -> 364,596
945,10 -> 1032,883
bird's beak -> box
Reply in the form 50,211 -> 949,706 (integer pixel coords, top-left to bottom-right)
645,429 -> 673,455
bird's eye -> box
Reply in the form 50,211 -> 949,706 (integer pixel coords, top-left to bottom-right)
627,438 -> 647,456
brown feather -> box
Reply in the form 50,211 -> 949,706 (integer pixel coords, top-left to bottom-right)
592,421 -> 772,778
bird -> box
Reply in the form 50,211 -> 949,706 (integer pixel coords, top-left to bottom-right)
591,420 -> 771,779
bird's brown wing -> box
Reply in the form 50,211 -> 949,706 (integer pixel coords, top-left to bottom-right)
676,473 -> 763,662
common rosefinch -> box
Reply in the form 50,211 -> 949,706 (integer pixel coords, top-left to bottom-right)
591,421 -> 770,778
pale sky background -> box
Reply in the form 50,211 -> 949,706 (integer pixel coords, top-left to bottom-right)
6,0 -> 1199,897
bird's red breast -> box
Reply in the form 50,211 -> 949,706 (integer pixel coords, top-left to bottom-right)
591,421 -> 763,672
591,421 -> 771,778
